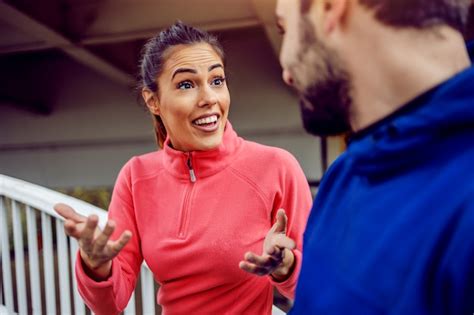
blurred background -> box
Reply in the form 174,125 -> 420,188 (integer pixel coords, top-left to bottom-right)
0,1 -> 473,314
0,0 -> 473,197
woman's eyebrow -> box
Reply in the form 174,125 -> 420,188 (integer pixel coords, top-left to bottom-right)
172,68 -> 197,80
208,63 -> 223,72
172,64 -> 222,79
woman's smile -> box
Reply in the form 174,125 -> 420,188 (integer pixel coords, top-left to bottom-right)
192,113 -> 220,132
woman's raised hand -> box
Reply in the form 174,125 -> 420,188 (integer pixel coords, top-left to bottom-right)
54,203 -> 132,280
239,209 -> 296,281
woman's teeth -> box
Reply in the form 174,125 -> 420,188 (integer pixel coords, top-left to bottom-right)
194,115 -> 218,125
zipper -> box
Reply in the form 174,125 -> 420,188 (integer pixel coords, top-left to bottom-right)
178,153 -> 196,238
187,153 -> 197,183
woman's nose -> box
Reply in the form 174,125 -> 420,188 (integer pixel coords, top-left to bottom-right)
198,85 -> 218,107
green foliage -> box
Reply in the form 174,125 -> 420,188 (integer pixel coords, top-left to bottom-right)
56,186 -> 113,210
2,198 -> 31,252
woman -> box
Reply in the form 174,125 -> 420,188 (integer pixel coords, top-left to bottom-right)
55,22 -> 312,315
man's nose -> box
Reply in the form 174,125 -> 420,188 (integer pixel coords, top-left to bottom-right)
282,69 -> 294,86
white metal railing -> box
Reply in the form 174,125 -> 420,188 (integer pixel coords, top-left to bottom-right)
0,174 -> 286,315
0,174 -> 155,314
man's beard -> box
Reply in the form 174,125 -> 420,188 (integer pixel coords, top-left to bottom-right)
291,16 -> 352,136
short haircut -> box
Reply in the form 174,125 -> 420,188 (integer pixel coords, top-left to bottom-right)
300,0 -> 471,32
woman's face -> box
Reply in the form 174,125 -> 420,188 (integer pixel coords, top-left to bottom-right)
149,43 -> 230,152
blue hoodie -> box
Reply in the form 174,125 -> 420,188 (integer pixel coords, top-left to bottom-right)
291,45 -> 474,315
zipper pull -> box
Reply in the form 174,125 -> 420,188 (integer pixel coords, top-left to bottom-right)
187,154 -> 196,183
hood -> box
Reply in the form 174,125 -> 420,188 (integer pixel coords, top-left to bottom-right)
468,40 -> 474,60
347,47 -> 474,177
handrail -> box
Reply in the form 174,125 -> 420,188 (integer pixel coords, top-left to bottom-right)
0,174 -> 107,226
0,173 -> 142,314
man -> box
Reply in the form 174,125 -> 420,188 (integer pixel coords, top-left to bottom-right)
276,0 -> 474,314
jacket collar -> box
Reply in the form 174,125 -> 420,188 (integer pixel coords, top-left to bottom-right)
162,121 -> 243,181
467,40 -> 474,60
347,60 -> 474,177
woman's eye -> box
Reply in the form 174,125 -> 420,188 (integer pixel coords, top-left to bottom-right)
177,81 -> 193,90
211,77 -> 226,86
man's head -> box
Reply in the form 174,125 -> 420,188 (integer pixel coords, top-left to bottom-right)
276,0 -> 472,136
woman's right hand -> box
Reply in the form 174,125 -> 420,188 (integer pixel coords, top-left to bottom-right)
54,203 -> 132,281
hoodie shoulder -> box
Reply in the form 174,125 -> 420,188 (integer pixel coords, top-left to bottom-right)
240,139 -> 302,169
120,150 -> 165,184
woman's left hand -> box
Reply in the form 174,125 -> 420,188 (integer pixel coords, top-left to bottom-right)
239,209 -> 296,282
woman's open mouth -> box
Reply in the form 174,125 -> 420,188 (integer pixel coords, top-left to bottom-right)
192,114 -> 219,132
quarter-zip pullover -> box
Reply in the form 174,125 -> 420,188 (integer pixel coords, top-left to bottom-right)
76,122 -> 312,315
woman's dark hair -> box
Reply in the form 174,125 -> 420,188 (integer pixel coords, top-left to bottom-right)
139,21 -> 225,148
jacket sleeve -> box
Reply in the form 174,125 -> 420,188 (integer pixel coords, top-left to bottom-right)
269,150 -> 313,300
75,159 -> 143,314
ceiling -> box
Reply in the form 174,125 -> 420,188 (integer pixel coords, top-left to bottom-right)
0,0 -> 473,115
0,0 -> 279,85
0,0 -> 281,114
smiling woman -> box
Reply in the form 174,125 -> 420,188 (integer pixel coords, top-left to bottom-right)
54,21 -> 312,315
139,22 -> 228,150
142,42 -> 230,152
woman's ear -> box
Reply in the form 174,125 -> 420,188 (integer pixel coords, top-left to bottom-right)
142,88 -> 160,115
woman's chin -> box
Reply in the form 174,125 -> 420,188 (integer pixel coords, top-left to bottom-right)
196,140 -> 222,151
194,133 -> 224,151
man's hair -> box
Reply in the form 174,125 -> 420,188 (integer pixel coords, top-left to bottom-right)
360,0 -> 471,32
301,0 -> 471,32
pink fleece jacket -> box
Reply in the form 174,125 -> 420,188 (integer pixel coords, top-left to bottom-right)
76,122 -> 312,315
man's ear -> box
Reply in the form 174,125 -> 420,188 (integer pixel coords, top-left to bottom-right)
142,88 -> 160,115
322,0 -> 349,34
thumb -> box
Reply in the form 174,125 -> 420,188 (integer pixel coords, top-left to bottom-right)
273,209 -> 288,234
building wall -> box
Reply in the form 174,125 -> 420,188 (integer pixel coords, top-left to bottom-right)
0,28 -> 339,190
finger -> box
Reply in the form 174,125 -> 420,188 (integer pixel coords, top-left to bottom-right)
245,252 -> 273,265
239,261 -> 270,276
267,246 -> 283,259
92,220 -> 116,253
245,251 -> 282,268
273,209 -> 288,234
271,234 -> 296,251
108,230 -> 132,255
54,203 -> 86,223
267,247 -> 289,268
264,235 -> 295,254
79,215 -> 99,251
63,219 -> 82,238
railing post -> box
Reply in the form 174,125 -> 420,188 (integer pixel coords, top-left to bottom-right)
41,212 -> 57,314
70,237 -> 86,315
26,205 -> 42,313
141,265 -> 156,315
12,200 -> 28,314
56,220 -> 72,314
124,291 -> 136,315
0,196 -> 14,313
